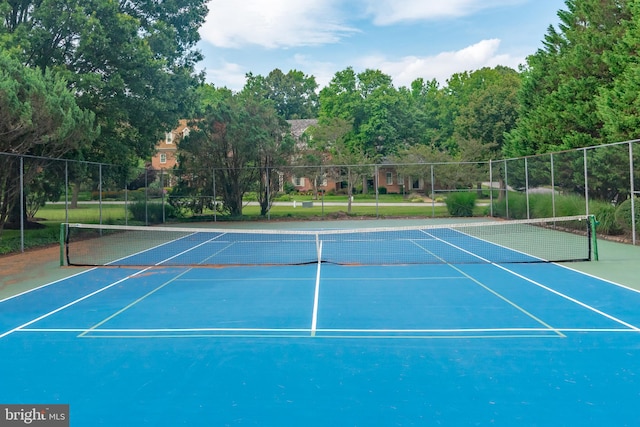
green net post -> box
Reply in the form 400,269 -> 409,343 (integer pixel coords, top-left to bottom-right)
589,215 -> 599,261
59,223 -> 65,267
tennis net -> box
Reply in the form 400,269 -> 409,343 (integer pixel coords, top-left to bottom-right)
61,215 -> 596,267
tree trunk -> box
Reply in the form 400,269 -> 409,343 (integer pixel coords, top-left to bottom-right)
71,180 -> 81,209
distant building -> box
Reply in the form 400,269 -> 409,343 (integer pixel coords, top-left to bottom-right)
150,119 -> 190,171
149,118 -> 419,195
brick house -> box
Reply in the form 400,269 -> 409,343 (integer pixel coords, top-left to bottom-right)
150,119 -> 190,171
150,118 -> 420,195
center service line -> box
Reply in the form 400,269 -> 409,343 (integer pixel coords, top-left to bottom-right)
310,240 -> 323,336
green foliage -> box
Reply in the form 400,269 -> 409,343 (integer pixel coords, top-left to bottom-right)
318,67 -> 429,158
590,201 -> 623,236
244,69 -> 319,119
178,93 -> 291,217
615,197 -> 640,233
128,202 -> 176,224
490,192 -> 588,219
1,0 -> 208,166
505,0 -> 632,156
445,192 -> 476,217
0,51 -> 98,229
0,224 -> 60,255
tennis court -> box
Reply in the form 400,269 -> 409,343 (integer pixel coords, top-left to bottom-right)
2,216 -> 640,425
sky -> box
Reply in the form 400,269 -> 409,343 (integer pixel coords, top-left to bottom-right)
196,0 -> 567,92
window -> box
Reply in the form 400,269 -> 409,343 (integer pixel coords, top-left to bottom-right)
160,153 -> 167,164
293,177 -> 305,186
386,172 -> 393,185
165,132 -> 173,144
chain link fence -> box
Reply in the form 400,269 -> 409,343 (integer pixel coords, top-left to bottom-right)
2,139 -> 639,252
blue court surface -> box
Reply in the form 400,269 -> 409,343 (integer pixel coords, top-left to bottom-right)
2,230 -> 640,425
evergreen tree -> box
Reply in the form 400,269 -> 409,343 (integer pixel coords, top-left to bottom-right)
505,0 -> 631,156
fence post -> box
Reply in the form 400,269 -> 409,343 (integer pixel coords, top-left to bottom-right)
266,166 -> 271,221
630,142 -> 636,245
430,164 -> 435,218
525,157 -> 530,219
550,153 -> 556,218
583,149 -> 589,216
99,163 -> 103,225
20,156 -> 24,252
65,160 -> 69,224
213,169 -> 217,222
375,165 -> 379,218
489,160 -> 493,217
161,169 -> 165,224
504,160 -> 509,218
321,166 -> 325,219
144,167 -> 148,225
125,183 -> 128,226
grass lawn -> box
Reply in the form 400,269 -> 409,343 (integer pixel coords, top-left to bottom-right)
0,198 -> 489,255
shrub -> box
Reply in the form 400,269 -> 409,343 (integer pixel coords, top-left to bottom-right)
490,192 -> 527,218
590,201 -> 623,236
128,201 -> 175,224
490,192 -> 588,219
445,192 -> 476,217
378,186 -> 387,195
283,181 -> 297,194
615,197 -> 640,233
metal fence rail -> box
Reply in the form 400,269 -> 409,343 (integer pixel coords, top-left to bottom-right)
2,139 -> 639,252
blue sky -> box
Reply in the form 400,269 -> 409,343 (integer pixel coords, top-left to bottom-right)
197,0 -> 567,92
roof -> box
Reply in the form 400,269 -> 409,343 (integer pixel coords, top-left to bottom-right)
287,119 -> 318,138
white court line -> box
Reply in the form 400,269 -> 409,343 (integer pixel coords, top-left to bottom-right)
320,276 -> 467,281
310,240 -> 323,336
555,262 -> 640,294
16,327 -> 630,333
78,268 -> 193,337
0,268 -> 151,339
413,235 -> 565,337
100,231 -> 207,265
0,267 -> 96,304
16,326 -> 640,341
1,234 -> 224,340
492,263 -> 640,331
420,229 -> 640,332
155,235 -> 227,265
81,230 -> 226,266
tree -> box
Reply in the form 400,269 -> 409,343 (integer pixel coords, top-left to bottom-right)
452,67 -> 521,159
0,51 -> 97,231
244,69 -> 319,120
178,94 -> 291,217
504,0 -> 631,156
319,67 -> 424,159
1,0 -> 208,195
597,1 -> 640,142
390,145 -> 472,195
308,117 -> 375,213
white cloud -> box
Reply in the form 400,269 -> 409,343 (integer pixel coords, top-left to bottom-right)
201,61 -> 248,90
356,39 -> 523,87
292,54 -> 337,90
202,40 -> 524,92
360,0 -> 526,25
201,0 -> 357,48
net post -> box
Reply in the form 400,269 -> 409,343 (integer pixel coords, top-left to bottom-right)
589,215 -> 599,261
59,223 -> 65,267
